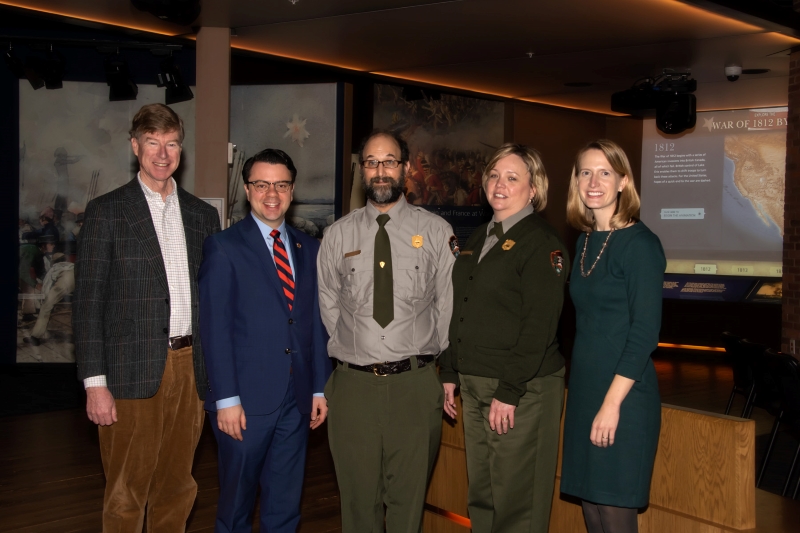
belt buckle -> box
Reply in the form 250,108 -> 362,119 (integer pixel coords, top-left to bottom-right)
373,363 -> 390,377
169,335 -> 187,350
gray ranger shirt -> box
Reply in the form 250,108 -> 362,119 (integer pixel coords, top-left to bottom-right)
318,195 -> 455,365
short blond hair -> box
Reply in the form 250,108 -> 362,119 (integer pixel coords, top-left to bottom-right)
482,143 -> 548,212
566,139 -> 640,232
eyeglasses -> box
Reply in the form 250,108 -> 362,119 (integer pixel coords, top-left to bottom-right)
362,159 -> 402,169
246,180 -> 293,193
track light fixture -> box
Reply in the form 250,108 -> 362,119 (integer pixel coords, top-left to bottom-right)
32,46 -> 66,90
105,53 -> 138,101
4,45 -> 24,78
157,56 -> 193,104
4,45 -> 44,89
4,39 -> 192,98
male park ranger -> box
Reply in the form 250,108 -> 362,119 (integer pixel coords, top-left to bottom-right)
317,129 -> 455,532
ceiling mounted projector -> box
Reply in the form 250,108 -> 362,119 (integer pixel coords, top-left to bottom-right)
611,70 -> 697,135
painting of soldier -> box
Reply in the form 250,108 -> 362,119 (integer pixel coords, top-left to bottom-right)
16,81 -> 195,362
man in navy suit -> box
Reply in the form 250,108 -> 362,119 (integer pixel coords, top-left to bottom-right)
199,149 -> 331,533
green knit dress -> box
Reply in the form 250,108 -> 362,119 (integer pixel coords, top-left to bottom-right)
560,222 -> 665,508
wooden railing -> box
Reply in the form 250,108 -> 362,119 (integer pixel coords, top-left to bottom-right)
424,395 -> 758,532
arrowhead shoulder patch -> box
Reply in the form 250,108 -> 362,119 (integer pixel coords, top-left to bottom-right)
550,250 -> 564,276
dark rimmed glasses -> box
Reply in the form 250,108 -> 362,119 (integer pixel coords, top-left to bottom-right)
246,180 -> 293,193
362,159 -> 402,169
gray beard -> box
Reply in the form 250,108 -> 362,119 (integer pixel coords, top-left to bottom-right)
364,170 -> 406,205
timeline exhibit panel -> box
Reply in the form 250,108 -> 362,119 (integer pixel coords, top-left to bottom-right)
641,108 -> 786,279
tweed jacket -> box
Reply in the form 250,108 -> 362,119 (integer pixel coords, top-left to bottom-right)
74,178 -> 221,400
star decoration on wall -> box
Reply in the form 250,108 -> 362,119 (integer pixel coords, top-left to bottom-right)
284,114 -> 310,147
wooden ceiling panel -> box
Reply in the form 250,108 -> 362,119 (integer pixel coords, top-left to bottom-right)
374,31 -> 796,111
692,76 -> 788,111
5,0 -> 800,112
0,0 -> 188,35
230,0 -> 769,74
199,0 -> 455,29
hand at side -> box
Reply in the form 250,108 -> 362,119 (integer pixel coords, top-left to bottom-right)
310,396 -> 328,430
217,404 -> 247,441
86,386 -> 117,426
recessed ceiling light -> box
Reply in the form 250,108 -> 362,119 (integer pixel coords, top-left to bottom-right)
564,82 -> 593,87
741,68 -> 770,75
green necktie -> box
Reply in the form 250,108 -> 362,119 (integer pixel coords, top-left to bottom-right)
373,214 -> 394,328
492,222 -> 504,240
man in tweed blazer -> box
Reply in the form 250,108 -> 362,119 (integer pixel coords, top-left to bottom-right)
74,104 -> 220,532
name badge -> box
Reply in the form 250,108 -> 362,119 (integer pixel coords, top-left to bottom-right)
344,250 -> 361,258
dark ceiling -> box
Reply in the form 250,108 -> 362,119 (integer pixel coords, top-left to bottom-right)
2,0 -> 799,114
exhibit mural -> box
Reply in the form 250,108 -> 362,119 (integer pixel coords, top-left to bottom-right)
17,81 -> 339,363
372,84 -> 503,240
17,81 -> 196,363
229,83 -> 337,236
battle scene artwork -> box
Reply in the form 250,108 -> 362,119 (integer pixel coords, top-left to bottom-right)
17,82 -> 195,363
372,84 -> 504,208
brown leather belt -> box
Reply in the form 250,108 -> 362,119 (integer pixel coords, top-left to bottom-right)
337,355 -> 435,376
168,335 -> 193,351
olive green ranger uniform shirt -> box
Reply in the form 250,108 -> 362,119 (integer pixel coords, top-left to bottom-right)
317,195 -> 455,364
439,208 -> 569,406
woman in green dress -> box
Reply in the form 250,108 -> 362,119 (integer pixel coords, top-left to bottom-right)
560,140 -> 665,533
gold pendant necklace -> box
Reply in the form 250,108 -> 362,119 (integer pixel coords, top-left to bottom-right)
580,229 -> 615,277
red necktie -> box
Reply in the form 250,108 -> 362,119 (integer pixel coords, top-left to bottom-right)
270,229 -> 295,311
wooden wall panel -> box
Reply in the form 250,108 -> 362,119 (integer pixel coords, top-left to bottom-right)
649,405 -> 755,530
423,510 -> 471,533
440,395 -> 465,449
604,116 -> 643,191
428,393 -> 468,516
509,103 -> 606,244
548,479 -> 587,533
427,444 -> 469,517
429,395 -> 760,532
638,506 -> 724,533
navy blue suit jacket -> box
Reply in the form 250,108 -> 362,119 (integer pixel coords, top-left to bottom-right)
198,215 -> 330,416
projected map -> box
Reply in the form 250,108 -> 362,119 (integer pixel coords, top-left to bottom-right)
723,132 -> 784,239
641,108 -> 786,277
